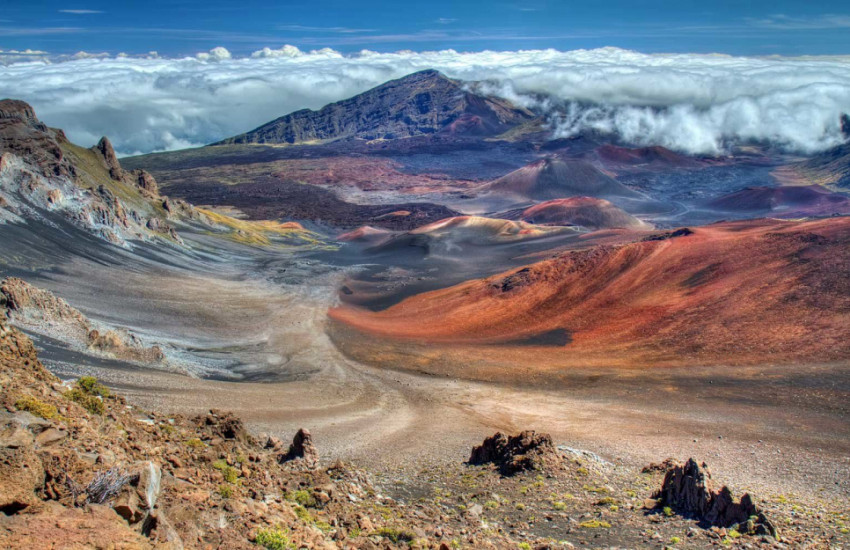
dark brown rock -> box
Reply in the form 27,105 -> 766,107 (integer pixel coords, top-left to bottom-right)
194,409 -> 249,442
654,458 -> 777,537
279,428 -> 319,469
468,430 -> 559,475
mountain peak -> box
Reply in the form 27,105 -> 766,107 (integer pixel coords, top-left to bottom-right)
215,70 -> 535,145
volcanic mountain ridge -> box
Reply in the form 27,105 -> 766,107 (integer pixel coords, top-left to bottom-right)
215,69 -> 537,145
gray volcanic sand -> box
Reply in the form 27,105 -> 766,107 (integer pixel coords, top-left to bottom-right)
3,220 -> 848,507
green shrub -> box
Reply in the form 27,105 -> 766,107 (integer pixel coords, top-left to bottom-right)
64,388 -> 105,415
596,497 -> 616,506
15,395 -> 60,420
375,527 -> 415,544
518,543 -> 532,550
212,459 -> 240,484
185,437 -> 205,448
484,500 -> 500,510
218,485 -> 233,498
671,536 -> 681,544
579,519 -> 611,529
663,506 -> 674,517
287,489 -> 317,508
553,501 -> 567,511
254,527 -> 293,550
76,376 -> 109,397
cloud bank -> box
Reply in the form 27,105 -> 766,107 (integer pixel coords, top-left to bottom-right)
0,46 -> 848,156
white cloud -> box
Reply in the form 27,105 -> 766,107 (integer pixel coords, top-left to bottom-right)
58,9 -> 104,14
195,46 -> 231,61
0,46 -> 847,156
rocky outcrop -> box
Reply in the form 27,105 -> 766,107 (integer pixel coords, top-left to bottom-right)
279,428 -> 319,470
0,99 -> 73,178
468,430 -> 561,475
133,169 -> 159,198
193,409 -> 250,443
216,70 -> 536,145
94,136 -> 123,180
2,277 -> 166,367
654,459 -> 778,538
0,100 -> 188,247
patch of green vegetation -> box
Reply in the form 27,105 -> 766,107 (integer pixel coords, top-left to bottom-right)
64,376 -> 111,415
579,520 -> 611,529
212,459 -> 240,484
484,500 -> 500,510
583,484 -> 609,494
159,423 -> 176,435
218,485 -> 233,498
374,527 -> 415,544
663,506 -> 674,517
728,529 -> 742,539
64,388 -> 105,415
518,543 -> 532,550
15,395 -> 61,420
254,527 -> 294,550
839,527 -> 849,534
185,437 -> 205,448
625,490 -> 637,498
596,497 -> 616,506
671,536 -> 681,544
76,376 -> 110,397
576,467 -> 589,476
286,489 -> 317,508
515,502 -> 526,511
348,527 -> 361,538
553,501 -> 567,511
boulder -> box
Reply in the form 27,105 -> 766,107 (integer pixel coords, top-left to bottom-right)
468,430 -> 560,475
0,414 -> 45,514
194,409 -> 250,442
279,428 -> 319,469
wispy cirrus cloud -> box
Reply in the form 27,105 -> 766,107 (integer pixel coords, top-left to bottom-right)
58,9 -> 104,15
748,14 -> 850,30
0,26 -> 83,36
276,25 -> 377,34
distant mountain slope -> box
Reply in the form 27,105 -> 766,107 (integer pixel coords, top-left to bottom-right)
706,185 -> 850,218
499,197 -> 651,230
793,143 -> 850,189
481,157 -> 641,200
215,70 -> 536,145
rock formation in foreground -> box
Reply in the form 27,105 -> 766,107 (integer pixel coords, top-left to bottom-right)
468,430 -> 562,475
653,458 -> 779,538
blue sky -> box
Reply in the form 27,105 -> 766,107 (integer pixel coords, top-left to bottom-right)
2,0 -> 850,56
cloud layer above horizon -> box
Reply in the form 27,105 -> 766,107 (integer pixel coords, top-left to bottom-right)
1,46 -> 848,156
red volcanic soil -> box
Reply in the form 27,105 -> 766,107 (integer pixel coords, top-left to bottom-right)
330,217 -> 850,369
269,156 -> 475,194
706,185 -> 850,217
505,197 -> 650,230
592,144 -> 707,173
483,157 -> 640,200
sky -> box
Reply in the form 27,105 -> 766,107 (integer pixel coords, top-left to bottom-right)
0,2 -> 848,156
2,0 -> 850,57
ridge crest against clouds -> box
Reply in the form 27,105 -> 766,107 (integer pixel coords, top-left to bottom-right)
1,45 -> 848,156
